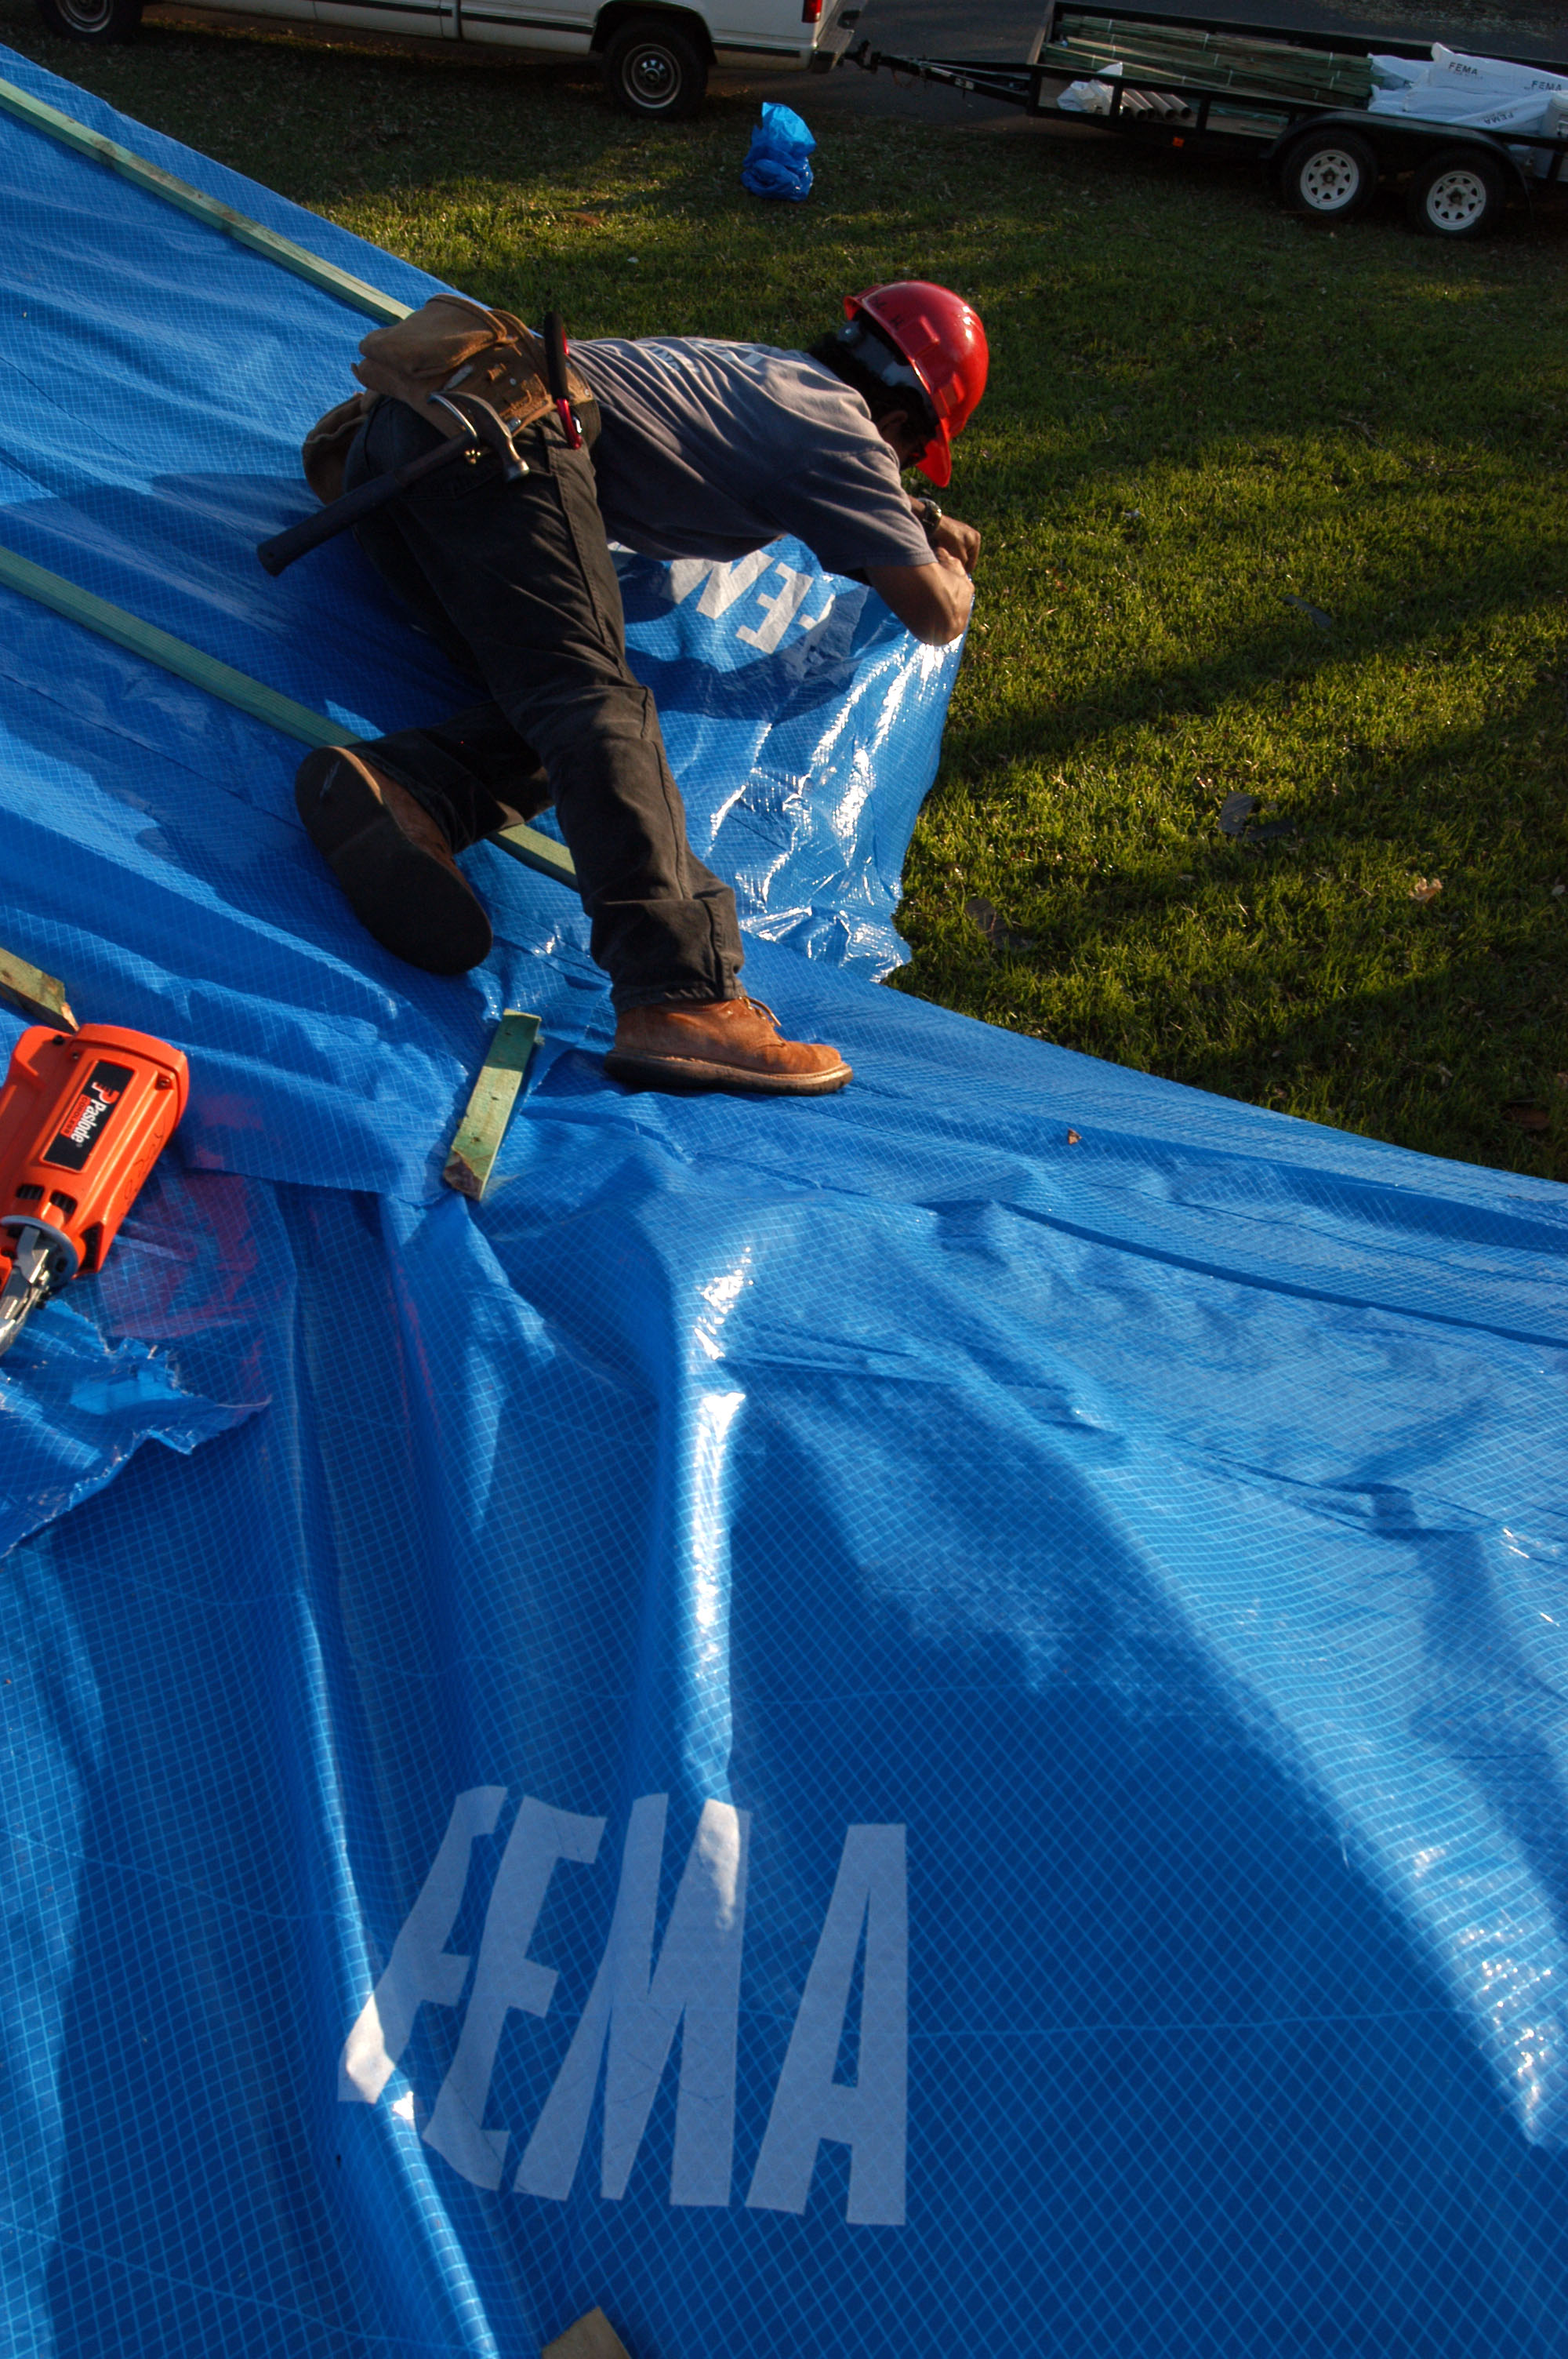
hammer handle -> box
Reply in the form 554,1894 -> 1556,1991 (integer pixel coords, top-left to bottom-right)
256,431 -> 471,577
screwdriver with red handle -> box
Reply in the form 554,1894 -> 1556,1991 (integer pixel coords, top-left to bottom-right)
0,1023 -> 188,1357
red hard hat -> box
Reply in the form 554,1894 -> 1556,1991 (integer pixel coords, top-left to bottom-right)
844,280 -> 988,488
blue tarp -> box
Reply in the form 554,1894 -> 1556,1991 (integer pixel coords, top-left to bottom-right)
3,49 -> 1568,2359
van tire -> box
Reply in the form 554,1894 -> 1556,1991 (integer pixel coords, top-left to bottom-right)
1278,127 -> 1380,220
1406,147 -> 1508,238
34,0 -> 142,38
602,16 -> 707,118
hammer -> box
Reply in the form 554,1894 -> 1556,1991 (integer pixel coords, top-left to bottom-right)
256,391 -> 531,578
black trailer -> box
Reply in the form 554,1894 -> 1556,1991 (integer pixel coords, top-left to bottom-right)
821,2 -> 1568,235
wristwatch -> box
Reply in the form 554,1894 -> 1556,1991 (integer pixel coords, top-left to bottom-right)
913,495 -> 943,543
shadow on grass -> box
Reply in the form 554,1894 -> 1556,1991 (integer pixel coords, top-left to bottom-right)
895,665 -> 1567,1175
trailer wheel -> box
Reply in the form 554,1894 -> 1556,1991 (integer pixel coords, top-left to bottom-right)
1406,148 -> 1507,238
1279,128 -> 1380,220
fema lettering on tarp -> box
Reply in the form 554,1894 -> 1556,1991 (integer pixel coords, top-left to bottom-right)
339,1793 -> 908,2228
659,551 -> 836,653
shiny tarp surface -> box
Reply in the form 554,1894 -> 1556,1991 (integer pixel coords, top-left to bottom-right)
3,50 -> 1568,2359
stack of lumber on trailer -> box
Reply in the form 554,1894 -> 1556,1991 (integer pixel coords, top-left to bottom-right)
1043,12 -> 1376,107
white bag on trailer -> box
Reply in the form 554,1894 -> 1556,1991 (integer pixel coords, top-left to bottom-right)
1369,44 -> 1568,172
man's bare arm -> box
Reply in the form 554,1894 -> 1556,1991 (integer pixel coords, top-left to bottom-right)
866,549 -> 975,646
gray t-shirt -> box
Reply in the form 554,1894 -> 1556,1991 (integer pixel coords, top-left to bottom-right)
572,337 -> 935,579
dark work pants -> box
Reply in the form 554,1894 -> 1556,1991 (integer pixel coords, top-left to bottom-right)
343,398 -> 743,1009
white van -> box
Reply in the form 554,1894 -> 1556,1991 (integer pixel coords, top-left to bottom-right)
35,0 -> 831,118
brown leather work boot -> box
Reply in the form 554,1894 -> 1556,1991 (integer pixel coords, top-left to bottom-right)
605,997 -> 852,1096
295,746 -> 493,976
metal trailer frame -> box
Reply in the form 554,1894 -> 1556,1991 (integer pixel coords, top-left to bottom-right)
826,1 -> 1568,224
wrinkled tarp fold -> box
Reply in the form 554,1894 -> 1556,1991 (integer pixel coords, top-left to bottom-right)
2,46 -> 1568,2359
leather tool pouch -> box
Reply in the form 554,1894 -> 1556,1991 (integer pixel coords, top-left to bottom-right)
300,295 -> 597,503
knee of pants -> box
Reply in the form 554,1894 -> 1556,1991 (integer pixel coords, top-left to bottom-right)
509,682 -> 669,773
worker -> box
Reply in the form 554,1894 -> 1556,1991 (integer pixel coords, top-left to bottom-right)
295,282 -> 987,1096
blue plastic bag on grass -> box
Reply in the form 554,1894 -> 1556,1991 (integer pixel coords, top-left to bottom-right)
742,101 -> 815,201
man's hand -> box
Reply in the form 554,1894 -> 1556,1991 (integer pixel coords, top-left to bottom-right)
867,548 -> 975,646
929,514 -> 981,573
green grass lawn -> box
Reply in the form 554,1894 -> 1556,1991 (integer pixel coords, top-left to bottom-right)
4,0 -> 1566,1174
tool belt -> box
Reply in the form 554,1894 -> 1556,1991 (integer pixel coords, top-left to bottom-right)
301,294 -> 597,503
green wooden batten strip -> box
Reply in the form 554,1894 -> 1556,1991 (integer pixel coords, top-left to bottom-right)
1044,22 -> 1374,104
442,1009 -> 541,1199
0,89 -> 578,889
0,541 -> 355,746
0,72 -> 411,323
0,543 -> 577,887
488,818 -> 578,889
0,947 -> 76,1032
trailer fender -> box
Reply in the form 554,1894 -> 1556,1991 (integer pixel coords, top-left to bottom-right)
1366,117 -> 1530,196
1264,110 -> 1369,189
1264,110 -> 1358,168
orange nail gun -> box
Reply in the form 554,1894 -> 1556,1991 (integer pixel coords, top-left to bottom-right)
0,1023 -> 189,1358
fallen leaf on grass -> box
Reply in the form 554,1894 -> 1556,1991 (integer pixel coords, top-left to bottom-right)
1504,1102 -> 1551,1132
570,209 -> 605,226
966,897 -> 1033,952
1218,792 -> 1294,845
1410,876 -> 1443,903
